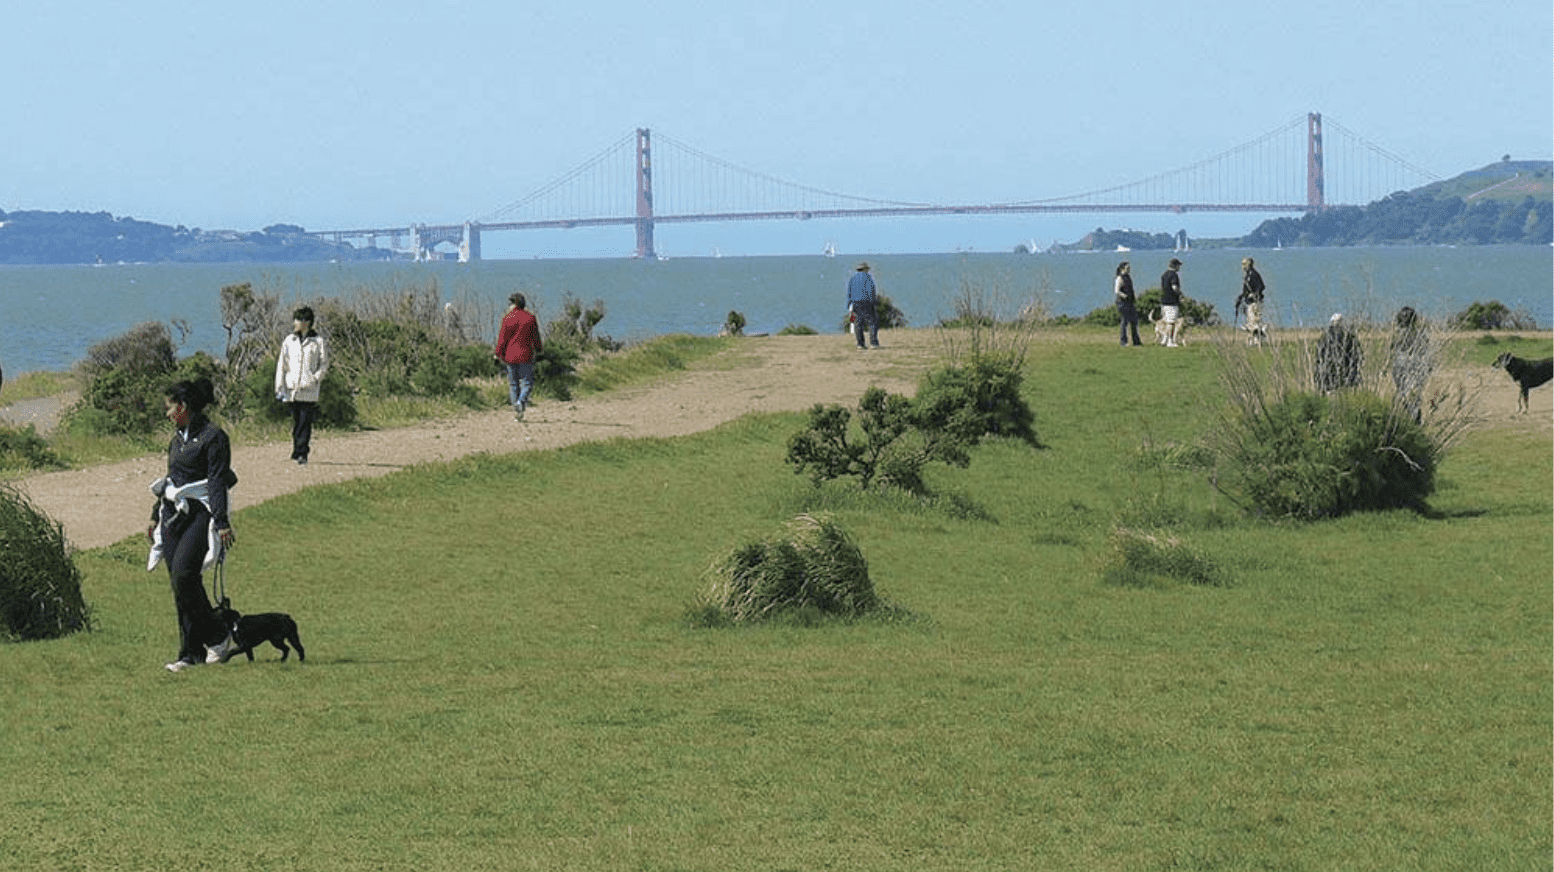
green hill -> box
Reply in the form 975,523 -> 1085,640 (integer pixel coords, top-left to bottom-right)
1241,159 -> 1552,247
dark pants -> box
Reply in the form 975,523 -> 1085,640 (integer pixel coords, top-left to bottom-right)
851,300 -> 879,347
164,504 -> 221,663
290,400 -> 318,462
1118,302 -> 1142,346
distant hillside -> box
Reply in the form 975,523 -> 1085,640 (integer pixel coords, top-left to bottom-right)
1041,160 -> 1553,252
1242,159 -> 1551,247
0,211 -> 395,265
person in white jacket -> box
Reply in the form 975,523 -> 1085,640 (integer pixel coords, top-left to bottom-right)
274,306 -> 329,465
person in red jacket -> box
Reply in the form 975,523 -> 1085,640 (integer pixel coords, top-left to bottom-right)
493,292 -> 543,420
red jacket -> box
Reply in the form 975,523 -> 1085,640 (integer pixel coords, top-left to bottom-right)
494,307 -> 542,364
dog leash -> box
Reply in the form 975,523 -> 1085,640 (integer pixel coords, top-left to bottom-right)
212,550 -> 228,605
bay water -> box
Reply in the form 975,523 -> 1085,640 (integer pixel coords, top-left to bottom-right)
0,246 -> 1548,375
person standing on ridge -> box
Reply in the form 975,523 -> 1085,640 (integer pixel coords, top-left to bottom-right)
846,261 -> 880,349
494,292 -> 543,421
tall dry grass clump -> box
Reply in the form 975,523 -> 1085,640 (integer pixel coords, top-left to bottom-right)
1208,309 -> 1482,519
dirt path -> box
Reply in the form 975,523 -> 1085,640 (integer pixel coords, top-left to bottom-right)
7,328 -> 1547,553
12,332 -> 945,552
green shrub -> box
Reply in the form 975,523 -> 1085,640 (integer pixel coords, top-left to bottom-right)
1222,391 -> 1437,519
1100,527 -> 1229,588
700,513 -> 877,623
1135,288 -> 1221,326
838,294 -> 908,331
723,310 -> 747,336
0,484 -> 91,641
1452,300 -> 1538,330
787,353 -> 1038,495
778,324 -> 818,335
0,425 -> 64,472
237,357 -> 359,428
787,387 -> 964,495
75,322 -> 179,435
915,356 -> 1039,447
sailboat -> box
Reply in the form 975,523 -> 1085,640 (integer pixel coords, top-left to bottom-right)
822,241 -> 837,258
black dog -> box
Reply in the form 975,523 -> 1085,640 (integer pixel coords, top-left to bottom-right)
1492,352 -> 1553,413
212,598 -> 305,662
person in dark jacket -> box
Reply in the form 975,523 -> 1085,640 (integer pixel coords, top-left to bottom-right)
146,377 -> 237,672
1114,261 -> 1141,346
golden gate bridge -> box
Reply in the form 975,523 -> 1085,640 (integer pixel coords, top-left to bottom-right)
310,113 -> 1439,261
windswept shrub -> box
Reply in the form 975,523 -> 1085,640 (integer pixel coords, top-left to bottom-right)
788,386 -> 976,495
0,484 -> 91,641
700,513 -> 877,623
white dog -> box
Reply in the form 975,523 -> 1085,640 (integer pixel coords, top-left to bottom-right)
1148,309 -> 1185,346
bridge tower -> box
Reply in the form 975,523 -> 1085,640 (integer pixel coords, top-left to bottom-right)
635,128 -> 656,259
459,222 -> 481,263
1307,112 -> 1325,211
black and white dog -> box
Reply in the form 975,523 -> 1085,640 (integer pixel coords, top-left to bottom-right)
212,597 -> 306,662
1492,352 -> 1553,413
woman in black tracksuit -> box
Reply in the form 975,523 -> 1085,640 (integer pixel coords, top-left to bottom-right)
148,378 -> 238,672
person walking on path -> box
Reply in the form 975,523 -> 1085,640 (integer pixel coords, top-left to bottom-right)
1114,261 -> 1142,346
494,292 -> 544,420
1159,258 -> 1184,347
847,262 -> 880,349
274,306 -> 329,465
146,378 -> 238,673
1235,257 -> 1268,344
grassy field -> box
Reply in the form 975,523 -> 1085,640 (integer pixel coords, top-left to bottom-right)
2,329 -> 1549,871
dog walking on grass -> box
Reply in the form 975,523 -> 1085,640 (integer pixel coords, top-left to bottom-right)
1492,352 -> 1553,413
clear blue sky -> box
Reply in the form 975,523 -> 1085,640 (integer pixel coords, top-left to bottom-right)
5,0 -> 1549,258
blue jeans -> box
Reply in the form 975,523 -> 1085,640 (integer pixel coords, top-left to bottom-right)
505,362 -> 535,410
851,300 -> 879,347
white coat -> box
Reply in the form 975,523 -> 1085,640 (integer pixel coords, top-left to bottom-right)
274,332 -> 329,403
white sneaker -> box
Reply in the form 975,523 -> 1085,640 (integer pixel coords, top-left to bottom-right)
165,659 -> 196,673
205,634 -> 236,664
